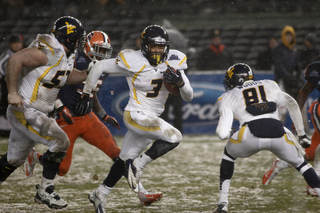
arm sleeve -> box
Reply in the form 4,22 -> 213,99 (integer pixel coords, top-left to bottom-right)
216,107 -> 234,140
278,90 -> 305,136
215,96 -> 234,140
179,70 -> 193,102
83,59 -> 124,94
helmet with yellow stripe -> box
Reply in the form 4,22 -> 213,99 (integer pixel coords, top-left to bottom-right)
52,16 -> 85,53
223,63 -> 255,91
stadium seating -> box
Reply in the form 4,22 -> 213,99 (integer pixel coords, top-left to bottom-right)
0,0 -> 319,71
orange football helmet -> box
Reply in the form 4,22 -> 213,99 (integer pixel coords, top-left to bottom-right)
84,31 -> 112,60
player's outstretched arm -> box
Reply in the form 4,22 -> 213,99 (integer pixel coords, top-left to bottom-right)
66,68 -> 87,85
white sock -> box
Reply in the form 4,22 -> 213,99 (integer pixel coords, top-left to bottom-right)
277,160 -> 291,171
98,184 -> 112,196
41,177 -> 54,189
138,182 -> 148,194
313,187 -> 320,197
219,179 -> 230,204
135,154 -> 152,170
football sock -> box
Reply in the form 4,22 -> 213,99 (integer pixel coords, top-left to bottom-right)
277,160 -> 291,171
219,179 -> 230,204
297,160 -> 320,188
104,157 -> 126,188
0,153 -> 17,182
42,151 -> 63,180
145,139 -> 179,160
218,150 -> 235,204
134,154 -> 152,170
41,177 -> 54,188
98,184 -> 112,196
138,182 -> 147,194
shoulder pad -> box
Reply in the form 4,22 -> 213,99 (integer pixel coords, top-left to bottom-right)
116,49 -> 147,71
29,34 -> 62,58
166,49 -> 187,70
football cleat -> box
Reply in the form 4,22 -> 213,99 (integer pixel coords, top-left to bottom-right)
88,189 -> 106,213
138,191 -> 163,205
307,186 -> 318,197
262,159 -> 280,186
34,184 -> 68,209
23,148 -> 40,178
126,159 -> 142,193
214,202 -> 228,213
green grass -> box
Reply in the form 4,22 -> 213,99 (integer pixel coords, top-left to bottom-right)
0,135 -> 319,213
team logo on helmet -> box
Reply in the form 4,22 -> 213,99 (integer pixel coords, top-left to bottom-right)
66,22 -> 76,34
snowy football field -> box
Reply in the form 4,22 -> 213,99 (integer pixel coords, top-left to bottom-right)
0,135 -> 319,213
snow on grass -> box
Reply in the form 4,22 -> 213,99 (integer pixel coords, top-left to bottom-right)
0,135 -> 319,213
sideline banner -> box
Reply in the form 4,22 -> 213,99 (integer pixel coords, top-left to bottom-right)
98,71 -> 317,135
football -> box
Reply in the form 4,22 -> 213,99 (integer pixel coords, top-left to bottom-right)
164,67 -> 180,96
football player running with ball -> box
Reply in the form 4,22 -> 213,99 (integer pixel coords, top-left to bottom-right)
23,30 -> 160,205
0,16 -> 87,209
214,63 -> 320,213
75,25 -> 193,212
262,61 -> 320,196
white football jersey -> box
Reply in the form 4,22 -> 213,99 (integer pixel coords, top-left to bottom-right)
118,49 -> 188,116
18,34 -> 75,113
84,49 -> 193,116
216,79 -> 304,139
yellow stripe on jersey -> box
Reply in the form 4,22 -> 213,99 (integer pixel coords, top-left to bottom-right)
39,36 -> 54,56
124,111 -> 161,131
119,52 -> 130,69
230,125 -> 246,144
178,55 -> 187,66
30,54 -> 63,103
131,65 -> 146,104
13,110 -> 54,140
284,134 -> 295,145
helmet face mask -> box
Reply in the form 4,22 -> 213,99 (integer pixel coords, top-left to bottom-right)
52,16 -> 85,53
84,31 -> 112,61
141,25 -> 170,66
223,63 -> 254,91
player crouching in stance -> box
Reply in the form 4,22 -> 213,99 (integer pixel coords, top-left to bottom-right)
75,25 -> 193,213
0,16 -> 87,209
263,61 -> 320,196
22,30 -> 161,206
214,63 -> 320,213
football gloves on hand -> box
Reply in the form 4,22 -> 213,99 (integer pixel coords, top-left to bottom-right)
57,106 -> 74,124
102,115 -> 120,129
299,134 -> 311,148
163,66 -> 185,88
74,93 -> 90,116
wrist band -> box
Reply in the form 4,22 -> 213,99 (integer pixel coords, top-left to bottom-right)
54,99 -> 64,109
97,110 -> 107,119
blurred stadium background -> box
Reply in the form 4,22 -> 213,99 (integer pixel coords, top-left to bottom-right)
1,0 -> 320,71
